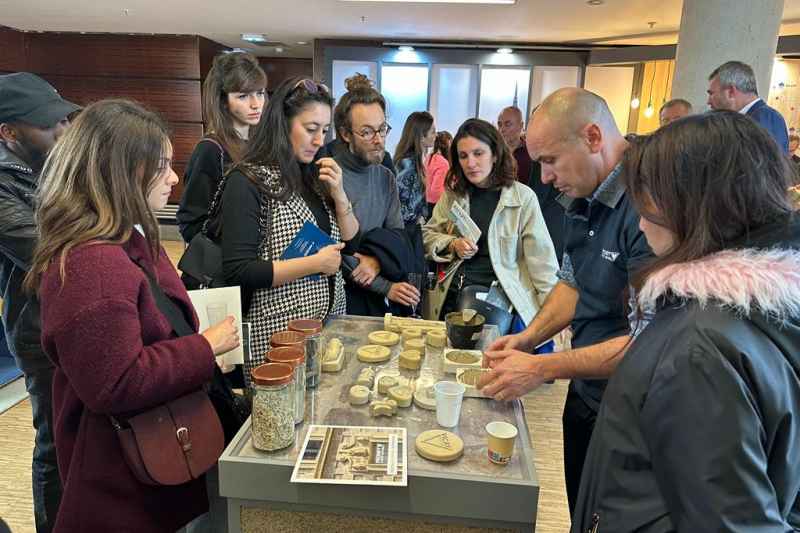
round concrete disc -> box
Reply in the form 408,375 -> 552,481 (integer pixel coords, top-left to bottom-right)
348,385 -> 370,405
415,430 -> 464,462
413,388 -> 436,410
426,330 -> 447,348
357,344 -> 392,363
368,330 -> 401,347
404,338 -> 425,352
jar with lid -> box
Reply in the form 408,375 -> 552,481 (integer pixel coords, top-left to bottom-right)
287,319 -> 323,389
267,346 -> 306,425
251,363 -> 295,451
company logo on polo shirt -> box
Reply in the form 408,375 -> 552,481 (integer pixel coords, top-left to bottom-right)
601,249 -> 620,262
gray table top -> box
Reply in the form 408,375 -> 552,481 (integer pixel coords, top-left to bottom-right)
224,315 -> 537,487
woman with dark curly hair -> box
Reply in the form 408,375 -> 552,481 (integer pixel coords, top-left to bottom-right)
422,118 -> 558,330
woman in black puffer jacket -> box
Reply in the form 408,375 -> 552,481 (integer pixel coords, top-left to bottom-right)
572,111 -> 800,532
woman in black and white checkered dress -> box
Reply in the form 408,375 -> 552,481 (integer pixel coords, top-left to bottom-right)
219,77 -> 360,383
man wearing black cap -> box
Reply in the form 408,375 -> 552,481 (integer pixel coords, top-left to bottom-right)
0,72 -> 79,533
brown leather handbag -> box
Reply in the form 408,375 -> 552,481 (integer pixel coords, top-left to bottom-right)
110,259 -> 225,486
111,390 -> 224,486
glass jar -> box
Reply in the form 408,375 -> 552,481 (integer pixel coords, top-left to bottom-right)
250,363 -> 295,451
267,346 -> 306,425
288,319 -> 323,389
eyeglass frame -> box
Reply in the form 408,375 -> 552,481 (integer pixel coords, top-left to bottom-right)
350,123 -> 392,142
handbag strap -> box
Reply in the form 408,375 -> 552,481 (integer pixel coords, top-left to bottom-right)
200,137 -> 229,238
132,259 -> 195,338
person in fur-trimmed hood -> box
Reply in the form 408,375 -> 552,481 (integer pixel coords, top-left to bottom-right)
571,111 -> 800,532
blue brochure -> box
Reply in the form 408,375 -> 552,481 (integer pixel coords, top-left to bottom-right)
280,222 -> 335,281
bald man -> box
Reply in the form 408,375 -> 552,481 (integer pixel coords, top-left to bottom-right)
497,106 -> 531,185
659,98 -> 693,127
481,88 -> 653,512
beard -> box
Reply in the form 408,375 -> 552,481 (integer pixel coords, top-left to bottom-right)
350,142 -> 384,166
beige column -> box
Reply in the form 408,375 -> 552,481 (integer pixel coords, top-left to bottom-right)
671,0 -> 784,111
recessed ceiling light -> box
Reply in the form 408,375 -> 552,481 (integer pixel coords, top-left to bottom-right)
497,47 -> 513,54
241,33 -> 267,43
275,46 -> 284,53
587,0 -> 603,5
297,41 -> 308,45
344,0 -> 515,3
398,45 -> 415,52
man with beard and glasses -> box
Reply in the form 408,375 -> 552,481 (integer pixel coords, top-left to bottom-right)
0,72 -> 79,533
325,74 -> 420,316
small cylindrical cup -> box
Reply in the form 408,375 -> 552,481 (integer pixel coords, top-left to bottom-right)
206,302 -> 228,326
486,421 -> 518,465
434,381 -> 466,428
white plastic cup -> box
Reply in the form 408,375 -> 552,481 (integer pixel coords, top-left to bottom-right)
434,381 -> 466,428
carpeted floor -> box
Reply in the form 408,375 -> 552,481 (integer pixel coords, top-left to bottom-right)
0,239 -> 572,532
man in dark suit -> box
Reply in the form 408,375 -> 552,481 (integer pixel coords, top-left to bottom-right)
707,60 -> 789,152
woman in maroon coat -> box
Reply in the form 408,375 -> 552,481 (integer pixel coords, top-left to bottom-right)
27,99 -> 239,532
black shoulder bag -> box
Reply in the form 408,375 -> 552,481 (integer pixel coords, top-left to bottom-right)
178,138 -> 229,288
136,261 -> 251,444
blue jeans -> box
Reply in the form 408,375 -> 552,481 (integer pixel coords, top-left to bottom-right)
25,369 -> 62,533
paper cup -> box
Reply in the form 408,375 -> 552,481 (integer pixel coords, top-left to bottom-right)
486,421 -> 518,465
434,381 -> 466,428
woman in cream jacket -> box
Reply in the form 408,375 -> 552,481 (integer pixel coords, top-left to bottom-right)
422,118 -> 558,328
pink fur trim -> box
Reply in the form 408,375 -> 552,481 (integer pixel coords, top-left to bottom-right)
638,248 -> 800,319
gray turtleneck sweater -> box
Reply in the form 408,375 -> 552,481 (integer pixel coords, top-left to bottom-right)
328,140 -> 403,295
331,140 -> 403,232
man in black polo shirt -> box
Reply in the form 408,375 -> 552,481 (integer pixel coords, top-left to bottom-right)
480,87 -> 653,513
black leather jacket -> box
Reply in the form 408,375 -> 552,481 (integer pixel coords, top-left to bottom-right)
572,216 -> 800,532
0,143 -> 51,373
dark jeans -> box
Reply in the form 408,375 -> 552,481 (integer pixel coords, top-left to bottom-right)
562,384 -> 597,516
25,369 -> 62,533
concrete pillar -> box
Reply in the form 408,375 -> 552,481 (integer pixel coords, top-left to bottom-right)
671,0 -> 784,111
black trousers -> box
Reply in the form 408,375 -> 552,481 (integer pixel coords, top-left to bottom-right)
25,368 -> 62,533
562,383 -> 598,516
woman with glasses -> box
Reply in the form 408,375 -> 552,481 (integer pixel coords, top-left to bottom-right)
178,52 -> 267,250
220,77 -> 359,383
571,112 -> 800,532
423,118 -> 558,335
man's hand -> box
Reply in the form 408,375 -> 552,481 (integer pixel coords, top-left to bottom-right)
352,253 -> 381,286
478,351 -> 547,401
486,331 -> 535,357
387,282 -> 420,307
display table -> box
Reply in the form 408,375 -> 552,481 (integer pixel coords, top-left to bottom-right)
219,315 -> 539,532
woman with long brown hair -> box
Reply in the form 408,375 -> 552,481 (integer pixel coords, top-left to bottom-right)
394,111 -> 436,226
177,51 -> 267,246
28,99 -> 239,532
422,118 -> 558,334
571,111 -> 800,532
220,76 -> 359,384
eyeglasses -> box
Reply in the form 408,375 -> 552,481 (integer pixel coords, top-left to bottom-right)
351,123 -> 392,141
292,79 -> 330,96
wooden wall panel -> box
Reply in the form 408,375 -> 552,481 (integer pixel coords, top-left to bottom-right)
25,34 -> 200,80
259,57 -> 313,91
170,161 -> 188,203
199,37 -> 230,83
0,26 -> 26,72
168,122 -> 204,162
42,76 -> 202,123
